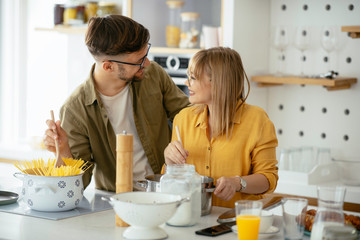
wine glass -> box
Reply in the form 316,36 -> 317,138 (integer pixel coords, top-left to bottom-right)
294,26 -> 311,77
272,26 -> 289,76
320,26 -> 338,72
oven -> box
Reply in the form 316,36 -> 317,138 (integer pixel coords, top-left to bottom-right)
148,52 -> 192,95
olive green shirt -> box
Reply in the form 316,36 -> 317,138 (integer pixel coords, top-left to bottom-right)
60,62 -> 189,191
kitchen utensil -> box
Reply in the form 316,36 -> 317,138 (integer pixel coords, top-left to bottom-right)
136,174 -> 215,215
136,174 -> 162,192
282,197 -> 308,239
175,125 -> 182,145
0,191 -> 19,205
103,192 -> 188,240
13,172 -> 84,211
201,176 -> 215,216
217,196 -> 283,224
50,110 -> 65,167
115,131 -> 133,227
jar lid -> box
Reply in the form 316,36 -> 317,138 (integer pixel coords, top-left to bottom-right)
181,12 -> 200,21
98,1 -> 116,7
166,1 -> 184,8
323,225 -> 358,240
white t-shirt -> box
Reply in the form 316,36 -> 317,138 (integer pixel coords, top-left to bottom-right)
98,85 -> 154,182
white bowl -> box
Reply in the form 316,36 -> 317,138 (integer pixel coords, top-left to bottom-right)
108,192 -> 185,240
259,210 -> 274,233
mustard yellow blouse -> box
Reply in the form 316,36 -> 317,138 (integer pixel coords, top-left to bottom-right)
172,102 -> 278,208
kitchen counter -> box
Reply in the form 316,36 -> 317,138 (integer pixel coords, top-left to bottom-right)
0,185 -> 308,240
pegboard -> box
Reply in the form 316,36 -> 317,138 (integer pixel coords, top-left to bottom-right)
265,0 -> 360,160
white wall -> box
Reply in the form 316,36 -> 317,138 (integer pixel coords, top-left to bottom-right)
232,0 -> 360,160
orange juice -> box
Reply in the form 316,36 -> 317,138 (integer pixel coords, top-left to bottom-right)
236,215 -> 261,240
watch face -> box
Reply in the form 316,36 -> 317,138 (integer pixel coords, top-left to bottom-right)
241,178 -> 247,190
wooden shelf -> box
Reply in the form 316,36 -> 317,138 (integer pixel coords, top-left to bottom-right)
35,26 -> 200,54
35,25 -> 87,34
251,75 -> 357,91
341,25 -> 360,39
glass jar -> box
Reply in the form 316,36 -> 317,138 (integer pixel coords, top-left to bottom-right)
85,2 -> 98,22
166,1 -> 184,48
310,186 -> 346,240
160,164 -> 201,226
63,4 -> 77,25
180,12 -> 200,48
97,2 -> 117,17
54,4 -> 65,25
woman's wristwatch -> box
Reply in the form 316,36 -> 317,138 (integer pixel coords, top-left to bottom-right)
236,176 -> 247,192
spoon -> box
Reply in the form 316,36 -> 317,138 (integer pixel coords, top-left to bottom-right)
50,110 -> 64,167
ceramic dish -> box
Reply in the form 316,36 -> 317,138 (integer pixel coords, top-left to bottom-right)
232,225 -> 280,238
0,191 -> 19,205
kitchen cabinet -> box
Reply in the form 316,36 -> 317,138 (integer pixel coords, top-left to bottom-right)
341,25 -> 360,39
251,75 -> 357,91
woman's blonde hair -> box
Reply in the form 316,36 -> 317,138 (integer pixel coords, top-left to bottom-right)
188,47 -> 250,139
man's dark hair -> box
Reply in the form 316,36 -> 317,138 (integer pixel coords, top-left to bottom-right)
85,15 -> 150,58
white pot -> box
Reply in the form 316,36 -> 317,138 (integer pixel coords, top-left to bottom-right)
14,172 -> 84,212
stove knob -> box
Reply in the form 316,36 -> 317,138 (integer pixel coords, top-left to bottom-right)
166,56 -> 180,71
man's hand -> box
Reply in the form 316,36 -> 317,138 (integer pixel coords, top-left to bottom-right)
44,119 -> 72,158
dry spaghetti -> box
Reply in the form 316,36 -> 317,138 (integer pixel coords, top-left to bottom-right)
14,158 -> 92,177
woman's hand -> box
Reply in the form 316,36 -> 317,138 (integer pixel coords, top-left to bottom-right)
43,119 -> 72,158
214,176 -> 241,201
164,140 -> 189,165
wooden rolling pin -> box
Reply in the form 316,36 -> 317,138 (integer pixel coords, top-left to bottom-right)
115,131 -> 133,227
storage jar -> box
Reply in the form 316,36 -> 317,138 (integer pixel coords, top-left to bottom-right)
160,164 -> 201,226
166,1 -> 184,47
180,12 -> 200,48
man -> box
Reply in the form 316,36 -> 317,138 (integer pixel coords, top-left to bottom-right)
44,15 -> 189,191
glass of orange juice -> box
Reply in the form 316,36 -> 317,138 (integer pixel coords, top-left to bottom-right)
235,200 -> 263,240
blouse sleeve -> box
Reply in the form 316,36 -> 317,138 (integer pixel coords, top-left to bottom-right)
251,118 -> 279,194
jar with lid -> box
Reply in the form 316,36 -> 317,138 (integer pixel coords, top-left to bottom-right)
166,1 -> 184,48
97,2 -> 117,17
63,4 -> 77,25
160,164 -> 201,226
180,12 -> 200,48
85,2 -> 98,22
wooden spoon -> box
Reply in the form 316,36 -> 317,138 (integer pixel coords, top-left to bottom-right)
50,110 -> 64,167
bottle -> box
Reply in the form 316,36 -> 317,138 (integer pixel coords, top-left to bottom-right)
310,186 -> 346,240
166,1 -> 184,48
160,164 -> 201,226
180,12 -> 200,48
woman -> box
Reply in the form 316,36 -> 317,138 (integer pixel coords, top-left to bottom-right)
164,47 -> 278,208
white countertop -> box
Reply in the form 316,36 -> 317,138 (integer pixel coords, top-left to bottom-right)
0,192 -> 293,240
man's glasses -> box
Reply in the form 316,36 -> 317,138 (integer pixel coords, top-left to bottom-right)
108,43 -> 151,70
